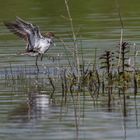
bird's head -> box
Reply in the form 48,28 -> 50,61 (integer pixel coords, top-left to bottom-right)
45,32 -> 55,39
45,32 -> 56,47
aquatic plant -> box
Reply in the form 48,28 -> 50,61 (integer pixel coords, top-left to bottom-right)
100,50 -> 114,108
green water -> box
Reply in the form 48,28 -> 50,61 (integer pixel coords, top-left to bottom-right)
0,0 -> 140,140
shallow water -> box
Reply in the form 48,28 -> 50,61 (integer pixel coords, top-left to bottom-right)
0,0 -> 140,140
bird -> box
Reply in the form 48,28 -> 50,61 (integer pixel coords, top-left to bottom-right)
4,17 -> 55,72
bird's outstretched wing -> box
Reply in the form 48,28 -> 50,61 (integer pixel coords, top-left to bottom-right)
4,17 -> 42,51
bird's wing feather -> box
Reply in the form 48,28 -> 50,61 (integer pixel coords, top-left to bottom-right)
4,22 -> 28,41
16,17 -> 42,39
4,17 -> 42,51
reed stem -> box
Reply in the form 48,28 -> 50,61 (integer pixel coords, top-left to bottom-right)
64,0 -> 80,83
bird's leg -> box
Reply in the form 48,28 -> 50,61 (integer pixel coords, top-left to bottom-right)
35,55 -> 39,73
40,54 -> 43,61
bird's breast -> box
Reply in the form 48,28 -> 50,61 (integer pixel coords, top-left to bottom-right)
37,38 -> 52,54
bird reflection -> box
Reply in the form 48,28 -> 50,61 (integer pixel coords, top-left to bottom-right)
8,93 -> 51,123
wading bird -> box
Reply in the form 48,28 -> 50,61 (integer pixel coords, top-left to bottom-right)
4,17 -> 55,72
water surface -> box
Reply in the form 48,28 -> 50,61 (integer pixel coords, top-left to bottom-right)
0,0 -> 140,140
